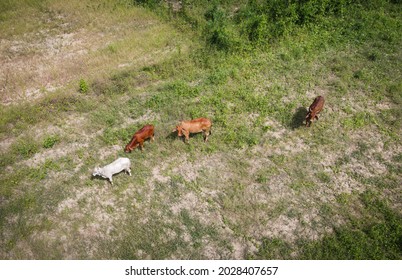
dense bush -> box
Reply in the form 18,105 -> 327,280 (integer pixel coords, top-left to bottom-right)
233,0 -> 354,47
132,0 -> 398,52
202,4 -> 241,52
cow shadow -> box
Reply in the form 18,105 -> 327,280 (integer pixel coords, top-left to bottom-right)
166,131 -> 178,141
290,107 -> 308,129
165,131 -> 206,143
90,173 -> 107,184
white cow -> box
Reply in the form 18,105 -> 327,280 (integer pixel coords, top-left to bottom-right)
92,157 -> 131,185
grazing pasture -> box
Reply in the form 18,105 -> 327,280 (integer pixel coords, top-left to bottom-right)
0,0 -> 401,259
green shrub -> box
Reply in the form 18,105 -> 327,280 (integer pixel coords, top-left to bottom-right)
204,5 -> 241,51
180,0 -> 374,52
43,135 -> 60,149
247,15 -> 269,45
79,79 -> 89,94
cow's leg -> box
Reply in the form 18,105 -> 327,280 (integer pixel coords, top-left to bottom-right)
203,130 -> 209,142
126,168 -> 131,176
184,131 -> 190,143
140,141 -> 144,151
151,134 -> 155,142
207,129 -> 211,141
315,115 -> 319,120
305,112 -> 313,126
109,177 -> 113,185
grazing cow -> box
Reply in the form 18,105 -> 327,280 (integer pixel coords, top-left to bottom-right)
173,117 -> 212,143
125,124 -> 155,152
306,96 -> 325,127
92,157 -> 131,185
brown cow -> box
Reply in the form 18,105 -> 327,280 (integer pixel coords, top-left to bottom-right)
306,96 -> 325,127
125,124 -> 155,152
173,117 -> 212,143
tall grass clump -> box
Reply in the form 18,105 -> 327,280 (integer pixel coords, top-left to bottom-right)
79,79 -> 89,94
11,137 -> 39,158
203,4 -> 242,52
43,135 -> 60,149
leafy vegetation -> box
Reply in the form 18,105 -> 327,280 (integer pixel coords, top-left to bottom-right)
43,135 -> 60,149
79,79 -> 89,94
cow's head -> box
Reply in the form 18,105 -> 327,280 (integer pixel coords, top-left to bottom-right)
92,167 -> 102,177
124,143 -> 137,153
173,125 -> 183,137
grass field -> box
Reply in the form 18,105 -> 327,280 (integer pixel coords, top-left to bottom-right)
0,0 -> 401,259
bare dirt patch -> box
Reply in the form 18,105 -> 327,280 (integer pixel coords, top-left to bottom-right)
0,5 -> 184,105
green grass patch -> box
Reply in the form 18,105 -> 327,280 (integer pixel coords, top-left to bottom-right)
11,136 -> 39,159
301,192 -> 402,259
253,192 -> 402,259
42,135 -> 60,149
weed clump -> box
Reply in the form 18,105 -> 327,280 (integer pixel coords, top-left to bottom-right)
43,135 -> 60,149
12,137 -> 39,158
79,79 -> 89,94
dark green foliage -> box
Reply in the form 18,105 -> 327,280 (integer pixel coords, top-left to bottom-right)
246,14 -> 268,45
155,0 -> 401,52
165,1 -> 321,49
204,5 -> 241,51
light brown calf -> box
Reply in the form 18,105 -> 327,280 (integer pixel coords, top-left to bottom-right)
125,124 -> 154,152
306,96 -> 325,127
173,117 -> 212,143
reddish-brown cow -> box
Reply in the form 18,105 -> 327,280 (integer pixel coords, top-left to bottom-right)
306,96 -> 325,127
173,118 -> 212,143
125,124 -> 155,152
